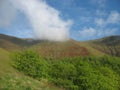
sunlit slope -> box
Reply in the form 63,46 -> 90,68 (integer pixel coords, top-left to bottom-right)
0,34 -> 35,51
0,34 -> 22,51
0,34 -> 112,57
0,34 -> 90,58
0,34 -> 119,89
32,40 -> 90,58
0,49 -> 63,90
0,44 -> 63,90
90,35 -> 120,57
0,48 -> 16,74
78,41 -> 106,56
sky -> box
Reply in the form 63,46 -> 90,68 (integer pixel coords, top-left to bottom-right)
0,0 -> 120,41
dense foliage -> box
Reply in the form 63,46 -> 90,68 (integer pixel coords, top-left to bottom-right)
12,50 -> 120,90
12,50 -> 48,79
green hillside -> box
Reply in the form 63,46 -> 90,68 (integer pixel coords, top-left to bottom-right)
90,35 -> 120,57
0,48 -> 63,90
0,48 -> 13,74
78,41 -> 106,56
0,34 -> 120,90
7,49 -> 120,90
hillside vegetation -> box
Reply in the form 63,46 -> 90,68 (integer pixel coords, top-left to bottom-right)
11,50 -> 120,90
0,49 -> 64,90
0,34 -> 120,90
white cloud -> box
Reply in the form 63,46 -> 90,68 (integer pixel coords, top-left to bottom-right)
79,27 -> 96,38
95,11 -> 120,26
94,11 -> 120,38
78,26 -> 118,39
1,0 -> 72,41
107,11 -> 120,24
95,18 -> 105,27
12,0 -> 73,41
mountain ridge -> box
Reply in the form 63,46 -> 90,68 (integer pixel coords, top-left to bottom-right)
0,34 -> 120,57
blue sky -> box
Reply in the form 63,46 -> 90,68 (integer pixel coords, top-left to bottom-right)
0,0 -> 120,41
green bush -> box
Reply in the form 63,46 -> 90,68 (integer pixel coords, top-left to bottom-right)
12,50 -> 48,79
48,56 -> 120,90
12,50 -> 120,90
48,61 -> 77,89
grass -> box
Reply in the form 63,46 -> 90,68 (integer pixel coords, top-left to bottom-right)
0,34 -> 116,90
0,48 -> 16,75
0,48 -> 63,90
0,74 -> 63,90
0,34 -> 106,57
31,40 -> 89,59
77,41 -> 106,56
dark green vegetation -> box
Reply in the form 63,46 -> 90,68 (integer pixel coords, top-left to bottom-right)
0,34 -> 120,90
12,50 -> 120,90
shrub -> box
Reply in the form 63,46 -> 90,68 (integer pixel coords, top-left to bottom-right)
12,50 -> 48,79
12,51 -> 120,90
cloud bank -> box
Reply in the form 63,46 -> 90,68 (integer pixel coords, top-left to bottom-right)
78,10 -> 120,40
95,11 -> 120,27
0,0 -> 72,41
79,27 -> 96,38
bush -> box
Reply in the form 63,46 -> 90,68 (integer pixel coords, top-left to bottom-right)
12,50 -> 48,79
48,61 -> 77,89
12,50 -> 120,90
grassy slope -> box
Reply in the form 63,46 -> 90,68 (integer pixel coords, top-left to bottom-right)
0,41 -> 105,90
78,41 -> 106,56
0,48 -> 63,90
89,36 -> 120,56
1,34 -> 119,89
0,34 -> 106,57
0,48 -> 15,74
32,40 -> 90,59
93,35 -> 120,45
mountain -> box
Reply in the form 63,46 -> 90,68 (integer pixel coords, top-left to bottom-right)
0,34 -> 64,90
1,34 -> 120,57
0,34 -> 90,58
90,35 -> 120,57
92,35 -> 120,45
0,34 -> 120,90
0,34 -> 41,50
0,34 -> 92,89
